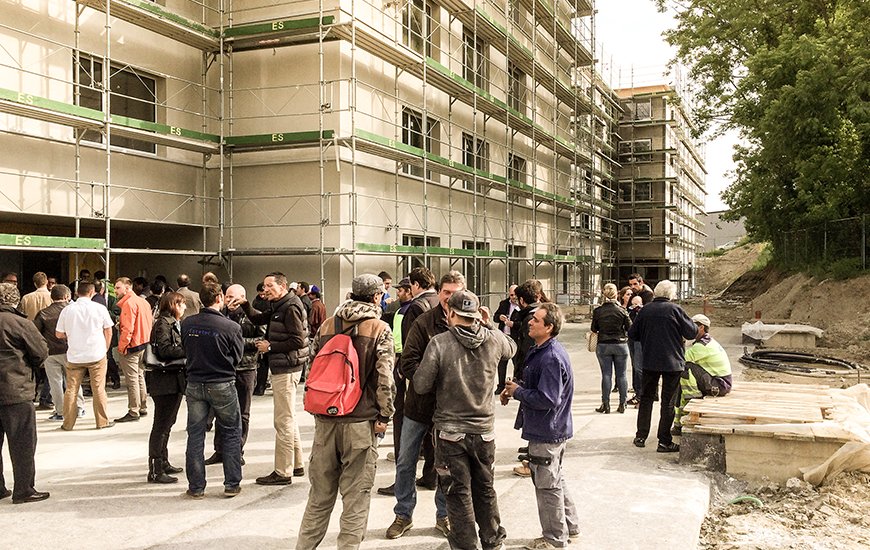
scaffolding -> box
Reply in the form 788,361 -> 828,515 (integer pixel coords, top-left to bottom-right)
613,64 -> 707,294
0,0 -> 620,306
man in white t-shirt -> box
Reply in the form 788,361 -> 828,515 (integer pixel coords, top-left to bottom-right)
55,282 -> 115,430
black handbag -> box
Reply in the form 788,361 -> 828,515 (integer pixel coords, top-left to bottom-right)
143,342 -> 185,370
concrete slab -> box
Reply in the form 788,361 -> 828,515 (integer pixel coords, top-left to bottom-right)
0,323 -> 709,549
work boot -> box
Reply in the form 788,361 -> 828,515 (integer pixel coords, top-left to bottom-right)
656,442 -> 680,453
385,515 -> 413,539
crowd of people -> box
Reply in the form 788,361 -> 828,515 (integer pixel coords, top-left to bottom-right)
588,273 -> 734,452
0,264 -> 731,549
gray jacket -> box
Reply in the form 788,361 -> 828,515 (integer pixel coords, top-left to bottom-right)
414,322 -> 516,434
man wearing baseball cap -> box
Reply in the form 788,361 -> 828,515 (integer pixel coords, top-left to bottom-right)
673,314 -> 733,435
413,289 -> 516,550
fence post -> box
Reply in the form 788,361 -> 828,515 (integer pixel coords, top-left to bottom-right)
863,214 -> 867,270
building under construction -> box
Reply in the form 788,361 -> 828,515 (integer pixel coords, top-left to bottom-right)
615,84 -> 706,295
0,0 -> 627,306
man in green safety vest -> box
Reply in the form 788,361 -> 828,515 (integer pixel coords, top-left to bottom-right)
673,314 -> 733,435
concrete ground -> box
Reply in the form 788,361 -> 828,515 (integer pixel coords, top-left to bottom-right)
0,321 -> 736,550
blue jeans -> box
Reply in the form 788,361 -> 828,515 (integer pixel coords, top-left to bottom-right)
394,417 -> 447,520
596,342 -> 629,406
185,381 -> 242,492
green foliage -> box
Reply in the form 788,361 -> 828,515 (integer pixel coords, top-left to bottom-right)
701,248 -> 728,257
808,257 -> 866,280
750,244 -> 772,271
656,0 -> 870,264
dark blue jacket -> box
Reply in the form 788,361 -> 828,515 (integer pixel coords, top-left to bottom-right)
181,308 -> 243,384
627,297 -> 697,372
513,337 -> 573,443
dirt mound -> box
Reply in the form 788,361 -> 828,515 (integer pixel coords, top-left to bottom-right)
721,264 -> 784,301
698,242 -> 768,296
700,473 -> 870,549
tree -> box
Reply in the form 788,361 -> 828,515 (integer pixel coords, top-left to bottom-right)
655,0 -> 870,262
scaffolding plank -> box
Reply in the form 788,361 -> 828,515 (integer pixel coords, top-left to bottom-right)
225,130 -> 333,151
75,0 -> 220,50
223,15 -> 336,51
110,115 -> 220,153
0,233 -> 105,250
0,87 -> 103,129
356,242 -> 508,258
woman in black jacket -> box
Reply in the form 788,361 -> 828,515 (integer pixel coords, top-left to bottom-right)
145,292 -> 187,483
590,283 -> 632,414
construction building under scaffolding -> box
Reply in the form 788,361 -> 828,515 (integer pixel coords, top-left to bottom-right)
615,84 -> 706,295
0,0 -> 626,307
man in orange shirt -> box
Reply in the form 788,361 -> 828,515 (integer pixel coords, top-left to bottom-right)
114,277 -> 154,423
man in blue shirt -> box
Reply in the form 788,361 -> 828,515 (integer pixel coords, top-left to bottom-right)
503,302 -> 579,549
181,282 -> 244,498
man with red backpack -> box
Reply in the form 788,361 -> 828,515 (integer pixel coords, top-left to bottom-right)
296,274 -> 395,550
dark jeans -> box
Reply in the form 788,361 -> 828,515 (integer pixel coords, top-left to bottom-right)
435,434 -> 506,550
393,364 -> 405,459
628,340 -> 643,395
186,381 -> 242,492
496,358 -> 509,392
254,358 -> 269,395
215,369 -> 256,454
0,402 -> 38,500
149,393 -> 183,460
635,371 -> 681,445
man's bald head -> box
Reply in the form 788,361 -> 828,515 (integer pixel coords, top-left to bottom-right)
225,284 -> 246,303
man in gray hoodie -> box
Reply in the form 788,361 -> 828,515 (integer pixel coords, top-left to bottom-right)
414,289 -> 516,550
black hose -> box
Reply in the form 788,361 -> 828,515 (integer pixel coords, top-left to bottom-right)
739,347 -> 867,375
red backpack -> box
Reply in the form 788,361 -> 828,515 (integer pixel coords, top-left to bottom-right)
304,317 -> 362,416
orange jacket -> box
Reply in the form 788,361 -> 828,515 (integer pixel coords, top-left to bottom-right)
117,292 -> 154,353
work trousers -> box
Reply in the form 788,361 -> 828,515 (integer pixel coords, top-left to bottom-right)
0,402 -> 38,501
215,369 -> 257,454
119,349 -> 147,415
63,357 -> 109,430
528,441 -> 580,547
272,371 -> 303,476
635,370 -> 681,445
435,433 -> 506,550
149,393 -> 183,460
296,419 -> 378,550
675,362 -> 731,427
43,354 -> 83,416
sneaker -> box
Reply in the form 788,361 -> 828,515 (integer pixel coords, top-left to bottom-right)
627,396 -> 639,406
671,425 -> 682,436
525,538 -> 558,550
435,516 -> 450,537
385,515 -> 413,539
293,467 -> 304,477
657,442 -> 680,453
512,461 -> 531,477
47,413 -> 64,422
633,437 -> 646,448
78,409 -> 86,418
115,412 -> 140,423
224,486 -> 241,498
204,453 -> 223,465
185,489 -> 205,499
255,471 -> 292,486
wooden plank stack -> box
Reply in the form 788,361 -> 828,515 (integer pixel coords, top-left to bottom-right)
683,381 -> 835,433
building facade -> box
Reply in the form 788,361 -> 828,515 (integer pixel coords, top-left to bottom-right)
615,84 -> 706,295
0,0 -> 621,307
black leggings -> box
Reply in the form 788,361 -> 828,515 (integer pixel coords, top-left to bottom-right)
148,393 -> 183,460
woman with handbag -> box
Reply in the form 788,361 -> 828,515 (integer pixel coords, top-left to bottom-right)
145,292 -> 187,483
590,283 -> 631,414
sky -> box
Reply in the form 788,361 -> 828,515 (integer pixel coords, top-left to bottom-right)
594,0 -> 736,212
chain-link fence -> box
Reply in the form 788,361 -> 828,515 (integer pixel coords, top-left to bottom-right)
775,215 -> 868,272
